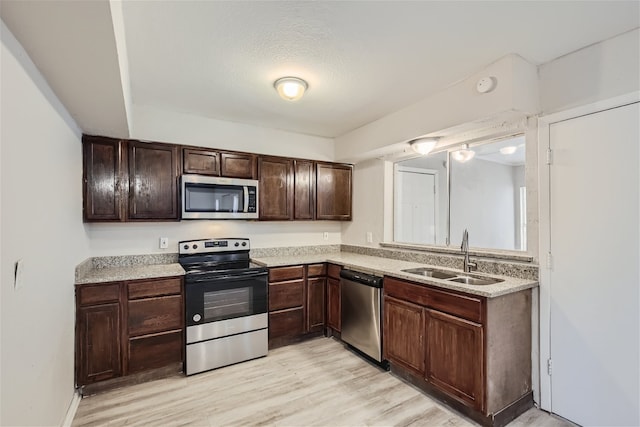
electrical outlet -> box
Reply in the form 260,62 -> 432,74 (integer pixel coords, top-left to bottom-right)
366,232 -> 373,243
323,232 -> 329,241
159,237 -> 169,249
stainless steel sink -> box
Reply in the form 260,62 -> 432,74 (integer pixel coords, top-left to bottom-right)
401,267 -> 458,280
448,275 -> 504,286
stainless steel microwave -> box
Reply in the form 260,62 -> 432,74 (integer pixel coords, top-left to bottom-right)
181,175 -> 259,220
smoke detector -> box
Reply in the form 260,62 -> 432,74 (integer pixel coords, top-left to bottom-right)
476,76 -> 497,94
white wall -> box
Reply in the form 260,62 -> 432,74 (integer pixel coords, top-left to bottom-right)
1,21 -> 89,426
87,221 -> 342,256
341,158 -> 387,247
131,104 -> 334,161
539,28 -> 640,115
335,54 -> 539,163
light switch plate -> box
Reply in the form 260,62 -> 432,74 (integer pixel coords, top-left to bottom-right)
323,232 -> 329,241
159,237 -> 169,249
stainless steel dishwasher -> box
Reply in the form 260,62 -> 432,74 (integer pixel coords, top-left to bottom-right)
340,269 -> 387,368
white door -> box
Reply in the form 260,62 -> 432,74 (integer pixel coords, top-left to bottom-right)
394,167 -> 437,244
549,102 -> 639,426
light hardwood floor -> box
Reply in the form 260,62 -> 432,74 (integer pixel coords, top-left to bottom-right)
73,337 -> 573,427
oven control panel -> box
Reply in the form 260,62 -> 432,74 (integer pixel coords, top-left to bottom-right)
179,238 -> 250,255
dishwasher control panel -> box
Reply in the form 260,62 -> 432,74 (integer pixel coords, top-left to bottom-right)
340,269 -> 383,287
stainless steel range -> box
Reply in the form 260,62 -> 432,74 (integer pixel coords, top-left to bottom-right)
179,238 -> 268,375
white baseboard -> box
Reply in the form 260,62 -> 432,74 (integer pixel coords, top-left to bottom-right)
61,390 -> 81,427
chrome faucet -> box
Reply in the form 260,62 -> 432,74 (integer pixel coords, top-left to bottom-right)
461,229 -> 477,273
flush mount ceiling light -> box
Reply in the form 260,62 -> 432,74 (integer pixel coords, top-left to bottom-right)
500,146 -> 518,155
451,143 -> 476,163
410,138 -> 438,155
274,77 -> 308,101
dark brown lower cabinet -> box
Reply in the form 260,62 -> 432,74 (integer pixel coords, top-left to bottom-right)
76,303 -> 122,385
383,276 -> 532,427
75,276 -> 184,391
128,330 -> 183,373
383,296 -> 424,375
268,264 -> 328,348
306,277 -> 326,333
269,308 -> 304,339
425,308 -> 483,410
326,277 -> 341,332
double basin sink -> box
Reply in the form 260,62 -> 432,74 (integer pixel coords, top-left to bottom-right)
400,267 -> 504,286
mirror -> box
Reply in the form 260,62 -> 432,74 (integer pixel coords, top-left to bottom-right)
394,151 -> 448,245
394,135 -> 526,251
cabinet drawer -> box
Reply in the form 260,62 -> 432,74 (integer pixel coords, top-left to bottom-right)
78,283 -> 120,306
269,265 -> 304,282
428,288 -> 483,323
327,263 -> 342,280
384,277 -> 430,306
128,295 -> 183,337
269,280 -> 304,311
384,277 -> 484,323
128,330 -> 182,373
128,277 -> 182,300
307,263 -> 326,277
269,308 -> 304,340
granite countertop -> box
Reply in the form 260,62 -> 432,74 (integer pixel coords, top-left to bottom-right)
75,263 -> 185,285
251,252 -> 537,298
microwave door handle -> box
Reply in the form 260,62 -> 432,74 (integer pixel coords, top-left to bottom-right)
244,186 -> 249,213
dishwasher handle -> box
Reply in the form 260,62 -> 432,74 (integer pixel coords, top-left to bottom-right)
340,269 -> 383,288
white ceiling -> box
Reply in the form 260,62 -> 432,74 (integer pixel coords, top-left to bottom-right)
2,1 -> 639,139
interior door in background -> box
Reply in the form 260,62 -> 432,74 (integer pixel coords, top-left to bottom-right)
548,102 -> 639,426
394,166 -> 437,244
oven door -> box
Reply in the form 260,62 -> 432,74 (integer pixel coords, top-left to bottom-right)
185,270 -> 267,328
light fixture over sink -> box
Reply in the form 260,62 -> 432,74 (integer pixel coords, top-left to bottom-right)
451,143 -> 476,163
410,138 -> 438,155
274,77 -> 308,101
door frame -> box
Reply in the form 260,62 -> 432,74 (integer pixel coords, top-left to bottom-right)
537,90 -> 640,412
393,165 -> 440,244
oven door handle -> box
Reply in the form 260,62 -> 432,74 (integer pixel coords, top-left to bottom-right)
186,270 -> 267,283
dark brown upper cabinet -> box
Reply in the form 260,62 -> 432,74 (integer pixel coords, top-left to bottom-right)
83,136 -> 180,222
128,141 -> 180,220
83,136 -> 126,221
316,163 -> 353,221
220,151 -> 257,179
293,160 -> 315,220
183,147 -> 220,176
258,156 -> 294,220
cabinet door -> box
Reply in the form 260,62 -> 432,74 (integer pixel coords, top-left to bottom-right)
326,277 -> 341,331
183,148 -> 220,176
316,163 -> 352,220
220,152 -> 257,179
77,303 -> 122,385
383,295 -> 425,375
294,160 -> 315,220
306,277 -> 326,333
259,157 -> 293,220
83,136 -> 125,221
128,141 -> 180,220
425,309 -> 484,410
